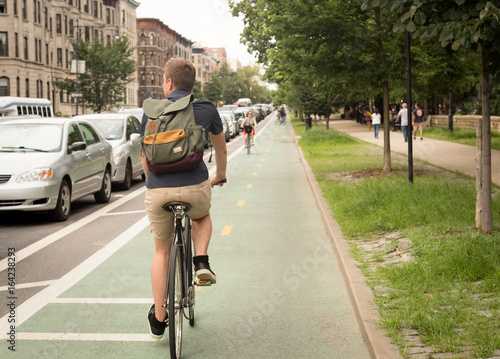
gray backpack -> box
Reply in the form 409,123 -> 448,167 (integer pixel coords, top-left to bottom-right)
141,94 -> 206,175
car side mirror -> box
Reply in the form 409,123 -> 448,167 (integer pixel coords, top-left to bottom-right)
130,133 -> 140,142
68,141 -> 86,153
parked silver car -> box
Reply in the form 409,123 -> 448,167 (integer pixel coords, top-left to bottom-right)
0,117 -> 114,221
73,114 -> 144,190
220,112 -> 239,138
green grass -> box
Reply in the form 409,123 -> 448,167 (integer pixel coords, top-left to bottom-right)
293,117 -> 500,358
424,126 -> 500,150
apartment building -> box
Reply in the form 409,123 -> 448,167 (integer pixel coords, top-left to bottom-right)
0,0 -> 139,116
205,47 -> 227,71
136,17 -> 192,106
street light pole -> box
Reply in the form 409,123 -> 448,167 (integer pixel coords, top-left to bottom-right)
406,30 -> 413,183
75,19 -> 79,115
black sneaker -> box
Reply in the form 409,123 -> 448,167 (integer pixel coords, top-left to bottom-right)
147,304 -> 167,340
193,255 -> 217,284
420,137 -> 423,140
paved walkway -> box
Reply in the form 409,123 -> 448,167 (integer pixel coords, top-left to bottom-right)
3,117 -> 395,358
329,120 -> 500,186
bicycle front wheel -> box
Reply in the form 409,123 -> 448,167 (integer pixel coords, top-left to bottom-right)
246,135 -> 251,154
168,243 -> 184,359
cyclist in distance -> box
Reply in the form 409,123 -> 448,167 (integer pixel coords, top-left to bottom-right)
140,58 -> 227,340
279,106 -> 286,124
241,110 -> 257,146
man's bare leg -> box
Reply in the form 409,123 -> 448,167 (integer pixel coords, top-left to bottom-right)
151,237 -> 171,322
191,213 -> 212,256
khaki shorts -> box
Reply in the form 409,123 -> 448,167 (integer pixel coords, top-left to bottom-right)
145,180 -> 212,240
413,122 -> 423,131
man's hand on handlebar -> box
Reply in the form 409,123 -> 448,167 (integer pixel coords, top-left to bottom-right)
210,176 -> 227,187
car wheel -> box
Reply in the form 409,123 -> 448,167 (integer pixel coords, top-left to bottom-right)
49,180 -> 71,222
117,160 -> 132,191
94,168 -> 112,203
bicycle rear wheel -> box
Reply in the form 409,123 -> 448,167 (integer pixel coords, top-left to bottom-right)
183,216 -> 195,327
168,242 -> 184,359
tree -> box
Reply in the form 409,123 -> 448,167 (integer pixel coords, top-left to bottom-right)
378,0 -> 500,232
54,36 -> 135,113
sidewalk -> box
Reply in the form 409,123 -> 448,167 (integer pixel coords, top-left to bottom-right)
2,118 -> 397,358
329,119 -> 500,186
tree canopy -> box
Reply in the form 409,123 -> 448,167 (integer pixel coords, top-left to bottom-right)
55,36 -> 136,113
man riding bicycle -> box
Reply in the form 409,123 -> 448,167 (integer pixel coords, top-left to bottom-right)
141,58 -> 227,340
278,106 -> 286,124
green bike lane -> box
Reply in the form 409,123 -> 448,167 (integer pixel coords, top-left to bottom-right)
3,119 -> 371,359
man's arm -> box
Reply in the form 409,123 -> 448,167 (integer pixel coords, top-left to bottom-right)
209,132 -> 227,187
141,152 -> 148,180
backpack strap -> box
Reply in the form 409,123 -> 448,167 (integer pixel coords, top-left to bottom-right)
143,94 -> 194,119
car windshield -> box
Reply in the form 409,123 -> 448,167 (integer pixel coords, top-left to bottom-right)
87,119 -> 124,140
0,123 -> 63,152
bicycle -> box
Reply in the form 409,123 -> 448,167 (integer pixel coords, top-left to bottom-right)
243,125 -> 253,154
275,115 -> 281,125
162,202 -> 212,359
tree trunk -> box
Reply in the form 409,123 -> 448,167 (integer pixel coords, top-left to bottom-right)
382,80 -> 391,172
480,44 -> 492,233
374,8 -> 391,172
476,111 -> 482,228
326,112 -> 330,131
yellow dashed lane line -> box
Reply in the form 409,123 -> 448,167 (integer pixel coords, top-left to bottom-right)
221,226 -> 232,236
236,200 -> 245,206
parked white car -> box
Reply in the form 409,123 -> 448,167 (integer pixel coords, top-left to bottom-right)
0,117 -> 114,221
73,114 -> 144,190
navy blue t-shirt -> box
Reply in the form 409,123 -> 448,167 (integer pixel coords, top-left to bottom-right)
140,90 -> 223,188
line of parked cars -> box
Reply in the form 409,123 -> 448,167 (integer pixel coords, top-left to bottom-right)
0,109 -> 145,221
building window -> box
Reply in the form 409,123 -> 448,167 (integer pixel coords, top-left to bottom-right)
14,33 -> 19,57
93,1 -> 97,17
0,77 -> 9,96
121,10 -> 125,26
47,81 -> 50,100
69,19 -> 74,37
44,6 -> 47,28
84,26 -> 90,41
64,15 -> 68,35
106,8 -> 110,24
0,0 -> 6,13
141,53 -> 145,66
25,78 -> 29,97
149,33 -> 154,46
56,14 -> 61,34
17,77 -> 21,97
23,36 -> 28,59
0,32 -> 7,57
65,49 -> 69,68
45,43 -> 48,64
84,0 -> 89,13
151,53 -> 155,66
151,73 -> 155,86
140,33 -> 145,46
141,74 -> 146,86
34,38 -> 38,61
57,48 -> 62,67
22,0 -> 26,19
93,29 -> 98,39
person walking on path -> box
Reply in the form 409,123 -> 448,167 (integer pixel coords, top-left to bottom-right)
396,103 -> 409,142
140,58 -> 227,340
371,108 -> 381,139
364,109 -> 372,131
305,113 -> 312,133
412,102 -> 425,140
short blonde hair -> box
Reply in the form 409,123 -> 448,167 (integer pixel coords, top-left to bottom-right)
164,58 -> 196,92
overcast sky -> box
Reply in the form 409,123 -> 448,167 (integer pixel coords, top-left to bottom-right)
136,0 -> 257,66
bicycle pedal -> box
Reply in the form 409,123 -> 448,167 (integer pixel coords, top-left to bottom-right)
195,279 -> 212,286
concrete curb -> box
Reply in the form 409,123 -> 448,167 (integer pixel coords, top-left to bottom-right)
292,131 -> 402,359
